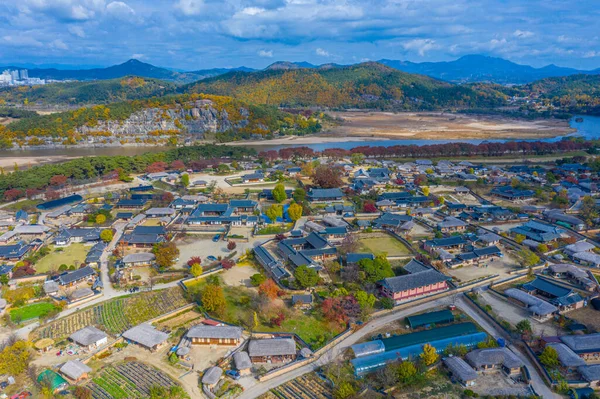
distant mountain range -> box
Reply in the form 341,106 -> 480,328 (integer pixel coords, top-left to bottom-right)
0,59 -> 255,83
377,55 -> 600,84
2,55 -> 599,85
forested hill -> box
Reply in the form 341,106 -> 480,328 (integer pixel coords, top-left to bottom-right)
0,77 -> 178,105
509,74 -> 600,115
0,93 -> 321,148
182,62 -> 509,110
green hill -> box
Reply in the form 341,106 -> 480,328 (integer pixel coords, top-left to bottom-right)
182,62 -> 509,110
0,77 -> 177,106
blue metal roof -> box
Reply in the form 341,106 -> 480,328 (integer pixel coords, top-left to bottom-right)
352,332 -> 487,375
37,194 -> 83,210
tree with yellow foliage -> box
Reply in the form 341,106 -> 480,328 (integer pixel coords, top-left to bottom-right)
420,343 -> 439,366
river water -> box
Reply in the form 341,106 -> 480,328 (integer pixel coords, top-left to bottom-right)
1,115 -> 599,158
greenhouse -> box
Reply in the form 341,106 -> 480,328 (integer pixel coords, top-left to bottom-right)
351,340 -> 386,358
381,322 -> 478,352
37,194 -> 83,210
352,331 -> 487,375
406,309 -> 455,329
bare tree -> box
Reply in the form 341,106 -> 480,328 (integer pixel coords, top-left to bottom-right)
337,234 -> 359,256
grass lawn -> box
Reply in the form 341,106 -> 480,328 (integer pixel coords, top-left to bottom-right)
4,199 -> 42,212
256,223 -> 293,235
358,234 -> 412,257
141,219 -> 162,226
34,244 -> 89,273
10,302 -> 58,322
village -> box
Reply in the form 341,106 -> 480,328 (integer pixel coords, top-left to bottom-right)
0,148 -> 599,399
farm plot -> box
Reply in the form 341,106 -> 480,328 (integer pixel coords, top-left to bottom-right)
261,373 -> 332,399
31,287 -> 189,341
87,361 -> 181,399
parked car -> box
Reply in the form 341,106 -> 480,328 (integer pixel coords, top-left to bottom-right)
225,370 -> 240,380
207,256 -> 217,262
212,234 -> 221,242
11,392 -> 32,399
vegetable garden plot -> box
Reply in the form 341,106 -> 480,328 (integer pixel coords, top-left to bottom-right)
86,361 -> 181,399
264,373 -> 332,399
31,287 -> 189,341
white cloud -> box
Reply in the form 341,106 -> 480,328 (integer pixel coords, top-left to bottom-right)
2,35 -> 43,47
106,1 -> 135,21
176,0 -> 203,16
17,0 -> 106,22
131,53 -> 145,59
68,25 -> 86,37
513,29 -> 534,38
402,39 -> 437,56
242,7 -> 266,16
258,49 -> 273,57
51,39 -> 69,50
584,51 -> 599,58
316,48 -> 330,57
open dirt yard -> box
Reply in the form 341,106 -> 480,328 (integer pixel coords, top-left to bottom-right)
324,111 -> 574,140
471,372 -> 532,397
565,306 -> 600,332
446,248 -> 520,283
410,223 -> 434,239
175,235 -> 269,268
482,222 -> 524,233
477,291 -> 566,336
220,264 -> 259,287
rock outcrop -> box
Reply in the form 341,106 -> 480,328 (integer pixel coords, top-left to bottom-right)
76,99 -> 250,139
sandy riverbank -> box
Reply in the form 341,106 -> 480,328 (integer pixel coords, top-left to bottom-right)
226,111 -> 574,147
225,135 -> 380,146
0,155 -> 81,170
324,111 -> 574,140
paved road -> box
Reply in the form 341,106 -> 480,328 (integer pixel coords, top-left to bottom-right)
99,221 -> 127,299
238,295 -> 559,399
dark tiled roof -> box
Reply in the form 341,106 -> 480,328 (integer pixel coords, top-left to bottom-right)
58,266 -> 96,285
380,269 -> 449,293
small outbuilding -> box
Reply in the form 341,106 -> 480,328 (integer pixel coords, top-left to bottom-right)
466,347 -> 524,376
60,360 -> 92,382
69,326 -> 108,350
248,338 -> 297,364
122,324 -> 169,351
444,356 -> 478,387
186,325 -> 243,346
233,351 -> 252,375
202,366 -> 223,388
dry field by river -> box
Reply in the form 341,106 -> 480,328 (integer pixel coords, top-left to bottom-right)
324,111 -> 574,140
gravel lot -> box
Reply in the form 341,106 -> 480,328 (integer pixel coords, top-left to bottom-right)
472,373 -> 532,397
478,291 -> 565,336
175,235 -> 269,268
446,247 -> 520,283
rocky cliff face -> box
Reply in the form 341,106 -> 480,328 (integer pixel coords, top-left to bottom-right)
77,99 -> 250,139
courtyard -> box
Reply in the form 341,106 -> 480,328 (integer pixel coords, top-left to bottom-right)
357,233 -> 412,257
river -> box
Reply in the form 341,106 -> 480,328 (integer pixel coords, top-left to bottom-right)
0,115 -> 599,159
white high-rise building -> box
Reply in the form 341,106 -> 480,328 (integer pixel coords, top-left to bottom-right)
19,70 -> 28,79
9,70 -> 19,81
0,71 -> 12,84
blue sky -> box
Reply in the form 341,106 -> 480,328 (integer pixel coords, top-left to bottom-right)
1,0 -> 599,70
